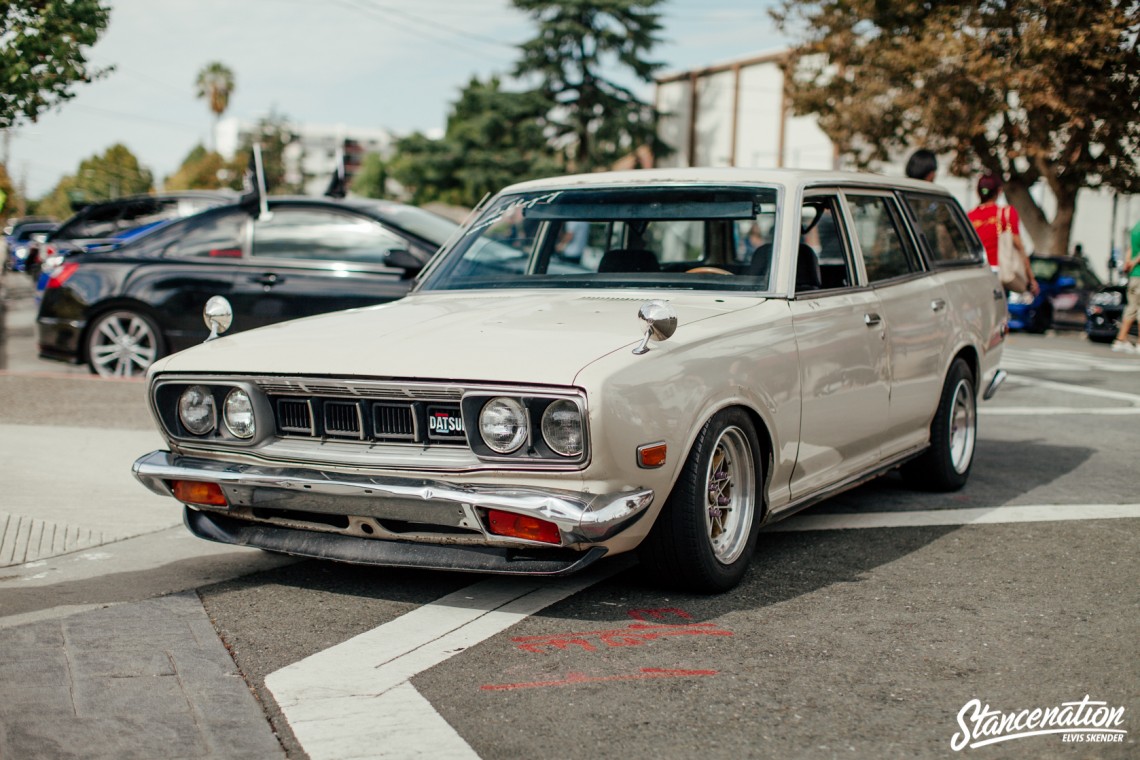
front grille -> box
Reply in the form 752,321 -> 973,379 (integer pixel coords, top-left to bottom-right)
323,401 -> 364,439
269,392 -> 465,448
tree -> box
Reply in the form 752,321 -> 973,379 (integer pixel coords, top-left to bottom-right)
195,61 -> 235,151
1,0 -> 112,129
164,144 -> 244,191
511,0 -> 668,172
389,76 -> 560,206
36,143 -> 153,218
772,0 -> 1140,255
236,110 -> 303,194
350,153 -> 389,199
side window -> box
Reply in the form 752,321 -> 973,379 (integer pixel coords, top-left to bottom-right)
799,196 -> 852,291
905,194 -> 982,265
165,212 -> 247,258
846,194 -> 919,283
252,208 -> 409,264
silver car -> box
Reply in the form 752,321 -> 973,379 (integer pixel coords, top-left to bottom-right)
133,168 -> 1007,592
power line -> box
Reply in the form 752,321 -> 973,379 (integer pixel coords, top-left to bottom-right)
327,0 -> 506,60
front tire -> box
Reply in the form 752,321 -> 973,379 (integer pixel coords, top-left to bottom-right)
901,359 -> 976,491
86,309 -> 165,378
640,408 -> 762,592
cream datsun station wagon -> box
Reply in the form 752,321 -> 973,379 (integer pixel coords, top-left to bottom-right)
133,169 -> 1008,592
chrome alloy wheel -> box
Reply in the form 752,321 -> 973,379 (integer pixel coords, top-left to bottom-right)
88,311 -> 159,378
703,425 -> 756,564
948,378 -> 976,474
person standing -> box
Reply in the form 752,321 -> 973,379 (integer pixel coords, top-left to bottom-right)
1112,221 -> 1140,353
967,173 -> 1038,296
905,149 -> 938,181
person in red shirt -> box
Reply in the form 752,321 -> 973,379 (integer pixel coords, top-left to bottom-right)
967,173 -> 1038,295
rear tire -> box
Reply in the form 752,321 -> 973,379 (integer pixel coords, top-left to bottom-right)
639,408 -> 762,593
85,309 -> 165,378
901,359 -> 976,492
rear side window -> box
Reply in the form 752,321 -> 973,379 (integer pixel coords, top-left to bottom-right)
165,212 -> 247,258
251,208 -> 409,264
905,193 -> 983,266
846,194 -> 921,282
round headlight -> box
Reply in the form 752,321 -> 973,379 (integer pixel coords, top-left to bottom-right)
178,385 -> 216,435
223,388 -> 256,439
540,399 -> 583,457
479,397 -> 528,454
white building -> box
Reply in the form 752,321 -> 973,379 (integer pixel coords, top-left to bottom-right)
654,50 -> 1137,281
215,118 -> 394,197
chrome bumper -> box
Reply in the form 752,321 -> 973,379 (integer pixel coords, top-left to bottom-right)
132,450 -> 655,547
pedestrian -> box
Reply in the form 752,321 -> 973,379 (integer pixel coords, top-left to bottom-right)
1111,221 -> 1140,353
967,173 -> 1038,296
905,149 -> 938,181
557,220 -> 590,262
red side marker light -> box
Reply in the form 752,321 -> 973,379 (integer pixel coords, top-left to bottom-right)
486,509 -> 561,544
171,480 -> 228,507
637,442 -> 667,469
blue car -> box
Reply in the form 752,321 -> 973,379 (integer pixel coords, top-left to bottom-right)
5,220 -> 58,272
1006,254 -> 1102,333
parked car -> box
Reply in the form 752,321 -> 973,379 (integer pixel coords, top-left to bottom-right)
5,220 -> 59,272
131,168 -> 1007,592
1006,254 -> 1102,333
37,196 -> 458,377
1085,284 -> 1138,342
24,191 -> 236,277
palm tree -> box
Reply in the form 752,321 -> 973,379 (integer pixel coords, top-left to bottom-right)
195,62 -> 235,152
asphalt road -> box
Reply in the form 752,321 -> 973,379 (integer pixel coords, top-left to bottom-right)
1,268 -> 1136,759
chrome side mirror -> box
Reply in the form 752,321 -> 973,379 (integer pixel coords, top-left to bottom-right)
632,300 -> 678,355
203,295 -> 233,341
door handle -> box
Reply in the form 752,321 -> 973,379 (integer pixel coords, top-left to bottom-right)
254,273 -> 280,289
864,313 -> 882,327
931,298 -> 947,312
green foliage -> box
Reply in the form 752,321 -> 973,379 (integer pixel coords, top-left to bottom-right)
0,0 -> 112,128
35,143 -> 153,218
389,76 -> 561,207
350,153 -> 389,199
772,0 -> 1140,254
511,0 -> 668,171
164,144 -> 244,191
0,162 -> 18,214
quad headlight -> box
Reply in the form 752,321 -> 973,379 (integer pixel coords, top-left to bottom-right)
541,399 -> 583,457
223,388 -> 256,439
178,385 -> 216,435
479,397 -> 528,454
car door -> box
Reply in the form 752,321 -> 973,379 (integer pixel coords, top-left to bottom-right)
123,208 -> 250,353
228,205 -> 420,330
787,192 -> 891,501
842,190 -> 952,457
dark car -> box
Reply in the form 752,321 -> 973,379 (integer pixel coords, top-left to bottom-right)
37,197 -> 458,377
25,191 -> 237,277
1086,283 -> 1138,343
5,220 -> 59,272
1005,254 -> 1102,333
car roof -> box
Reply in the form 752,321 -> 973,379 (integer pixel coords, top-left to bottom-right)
500,167 -> 954,196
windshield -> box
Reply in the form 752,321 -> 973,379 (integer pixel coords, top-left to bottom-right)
417,185 -> 781,293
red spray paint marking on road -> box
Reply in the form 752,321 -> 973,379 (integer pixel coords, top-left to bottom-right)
481,668 -> 719,692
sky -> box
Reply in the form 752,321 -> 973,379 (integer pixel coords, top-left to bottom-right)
6,0 -> 789,199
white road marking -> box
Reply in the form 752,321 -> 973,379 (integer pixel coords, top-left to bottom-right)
266,564 -> 623,760
767,503 -> 1140,532
982,374 -> 1140,415
1001,345 -> 1140,373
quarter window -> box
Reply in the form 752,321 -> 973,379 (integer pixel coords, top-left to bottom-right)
165,212 -> 247,258
905,194 -> 982,265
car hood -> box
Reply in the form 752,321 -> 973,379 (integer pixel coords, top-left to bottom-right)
153,290 -> 762,385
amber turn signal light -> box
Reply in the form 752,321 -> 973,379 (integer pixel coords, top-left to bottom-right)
171,480 -> 228,507
637,442 -> 667,468
485,509 -> 561,545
